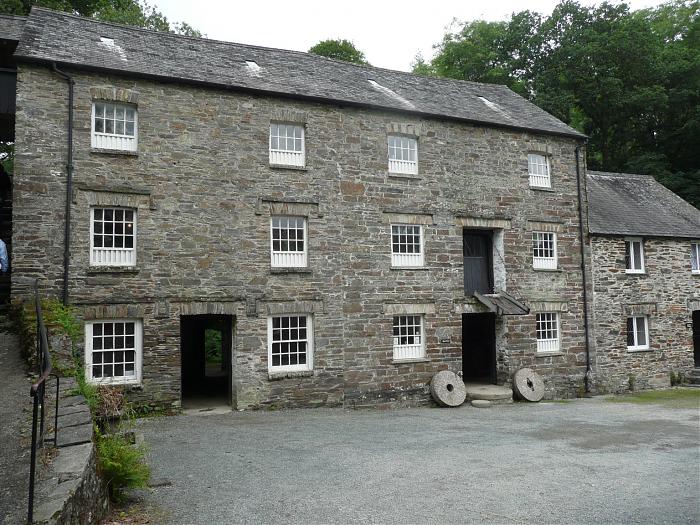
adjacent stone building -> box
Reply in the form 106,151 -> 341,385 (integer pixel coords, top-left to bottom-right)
5,8 -> 600,409
587,172 -> 700,392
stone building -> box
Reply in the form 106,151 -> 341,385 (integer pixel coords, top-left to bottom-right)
6,8 -> 597,409
587,171 -> 700,391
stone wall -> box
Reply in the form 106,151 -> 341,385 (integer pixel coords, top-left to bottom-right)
12,64 -> 591,407
590,235 -> 699,392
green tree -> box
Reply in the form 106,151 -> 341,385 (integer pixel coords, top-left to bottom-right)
418,0 -> 700,207
309,39 -> 368,65
0,0 -> 201,36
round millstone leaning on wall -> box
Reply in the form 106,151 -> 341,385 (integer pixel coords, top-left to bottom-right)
512,368 -> 545,402
430,370 -> 467,407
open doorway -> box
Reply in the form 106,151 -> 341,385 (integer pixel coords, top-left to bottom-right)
180,314 -> 233,409
462,313 -> 496,384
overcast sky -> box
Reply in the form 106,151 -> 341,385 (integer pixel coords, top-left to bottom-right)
156,0 -> 669,72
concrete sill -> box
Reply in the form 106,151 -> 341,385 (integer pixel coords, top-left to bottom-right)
390,266 -> 430,271
268,370 -> 314,381
392,358 -> 430,364
627,348 -> 653,353
625,271 -> 646,276
269,163 -> 309,171
87,266 -> 140,274
535,352 -> 565,358
270,267 -> 312,274
91,148 -> 139,157
533,268 -> 563,273
530,186 -> 556,193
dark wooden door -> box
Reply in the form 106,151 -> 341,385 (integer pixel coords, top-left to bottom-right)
693,310 -> 700,367
463,231 -> 493,295
462,313 -> 497,383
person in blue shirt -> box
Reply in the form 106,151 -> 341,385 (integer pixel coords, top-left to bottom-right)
0,239 -> 8,274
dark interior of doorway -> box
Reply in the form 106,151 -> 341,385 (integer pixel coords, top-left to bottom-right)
180,314 -> 232,408
462,313 -> 496,383
693,310 -> 700,368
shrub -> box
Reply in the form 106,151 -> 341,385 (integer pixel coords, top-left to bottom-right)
96,427 -> 150,501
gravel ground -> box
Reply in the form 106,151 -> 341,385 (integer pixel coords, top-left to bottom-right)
136,398 -> 700,524
0,329 -> 31,525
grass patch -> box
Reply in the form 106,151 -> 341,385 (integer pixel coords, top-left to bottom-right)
606,388 -> 700,409
543,399 -> 573,404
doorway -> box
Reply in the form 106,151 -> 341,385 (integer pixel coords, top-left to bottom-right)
463,230 -> 493,296
180,314 -> 233,408
693,310 -> 700,368
462,313 -> 496,383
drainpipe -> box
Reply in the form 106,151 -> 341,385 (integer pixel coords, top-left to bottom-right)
52,63 -> 74,306
575,144 -> 592,393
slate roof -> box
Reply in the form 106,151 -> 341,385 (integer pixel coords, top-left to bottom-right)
587,171 -> 700,238
0,14 -> 26,42
12,7 -> 586,140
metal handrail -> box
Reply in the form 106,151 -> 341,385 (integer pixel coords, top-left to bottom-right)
27,280 -> 60,524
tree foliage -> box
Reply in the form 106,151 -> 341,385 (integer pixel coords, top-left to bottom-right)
0,0 -> 201,36
417,1 -> 700,207
309,39 -> 368,65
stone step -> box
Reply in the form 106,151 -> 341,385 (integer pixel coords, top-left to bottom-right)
463,383 -> 513,404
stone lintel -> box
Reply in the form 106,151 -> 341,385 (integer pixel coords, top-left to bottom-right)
687,299 -> 700,311
385,122 -> 423,136
256,197 -> 320,217
455,216 -> 511,229
527,220 -> 565,233
177,301 -> 243,316
623,303 -> 657,316
270,109 -> 308,125
528,301 -> 568,313
89,86 -> 139,104
75,185 -> 151,209
265,300 -> 324,315
382,211 -> 433,225
83,304 -> 145,320
382,303 -> 436,315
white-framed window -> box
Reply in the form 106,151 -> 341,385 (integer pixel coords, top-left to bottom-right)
627,315 -> 649,351
90,207 -> 136,267
269,123 -> 305,167
91,102 -> 137,152
536,312 -> 560,353
532,231 -> 558,270
85,319 -> 142,384
691,243 -> 699,274
270,216 -> 307,268
388,135 -> 418,175
528,153 -> 551,188
625,238 -> 645,273
267,314 -> 313,372
393,315 -> 425,360
391,224 -> 424,267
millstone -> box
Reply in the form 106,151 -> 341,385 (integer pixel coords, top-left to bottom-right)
471,399 -> 491,408
512,368 -> 544,402
430,370 -> 466,407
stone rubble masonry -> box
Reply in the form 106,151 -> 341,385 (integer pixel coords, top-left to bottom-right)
12,64 -> 592,409
590,236 -> 699,392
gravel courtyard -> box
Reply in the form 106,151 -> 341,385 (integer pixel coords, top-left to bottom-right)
136,396 -> 700,524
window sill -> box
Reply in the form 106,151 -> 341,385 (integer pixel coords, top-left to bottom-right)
91,148 -> 139,157
529,185 -> 555,192
392,357 -> 430,364
625,271 -> 646,276
87,266 -> 140,274
533,268 -> 562,273
269,163 -> 308,171
390,266 -> 430,271
691,271 -> 700,276
535,351 -> 564,358
627,347 -> 652,353
268,370 -> 314,381
270,267 -> 312,274
388,172 -> 421,180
